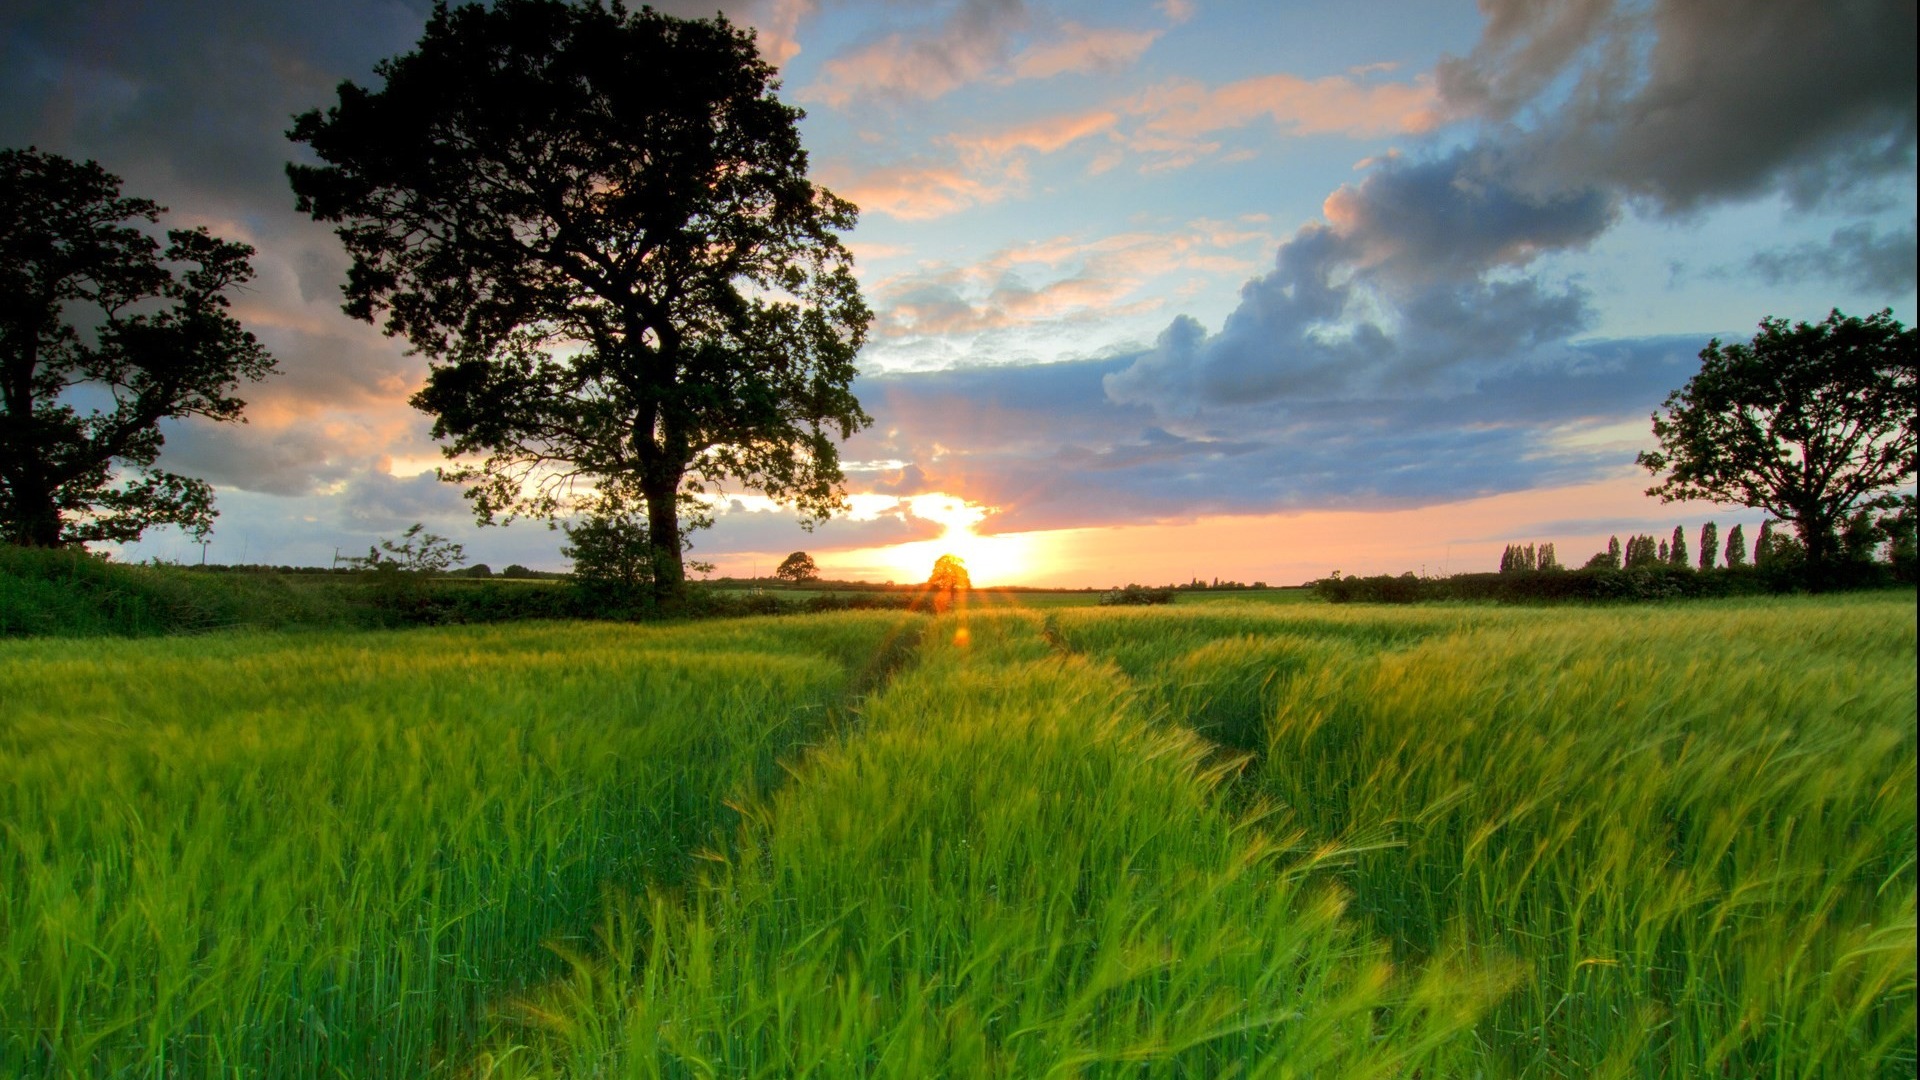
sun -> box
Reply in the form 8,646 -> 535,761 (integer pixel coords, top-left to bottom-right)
866,495 -> 1047,586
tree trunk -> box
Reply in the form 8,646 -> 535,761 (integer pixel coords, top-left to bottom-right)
4,474 -> 64,547
641,466 -> 685,610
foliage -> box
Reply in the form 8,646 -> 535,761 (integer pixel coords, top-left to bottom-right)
1098,583 -> 1176,605
775,550 -> 819,582
1726,522 -> 1748,567
0,148 -> 277,547
346,522 -> 467,574
927,553 -> 972,591
1698,521 -> 1719,569
561,509 -> 655,613
1639,308 -> 1918,571
288,0 -> 872,607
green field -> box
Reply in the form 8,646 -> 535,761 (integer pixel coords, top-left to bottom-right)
2,594 -> 1913,1077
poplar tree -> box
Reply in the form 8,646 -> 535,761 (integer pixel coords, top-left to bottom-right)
1698,521 -> 1719,570
1726,523 -> 1748,567
1670,525 -> 1688,568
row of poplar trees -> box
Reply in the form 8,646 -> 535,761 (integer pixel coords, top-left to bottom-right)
1501,521 -> 1823,574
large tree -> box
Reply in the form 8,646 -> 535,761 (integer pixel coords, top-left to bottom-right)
288,0 -> 871,606
0,148 -> 274,548
1638,309 -> 1917,573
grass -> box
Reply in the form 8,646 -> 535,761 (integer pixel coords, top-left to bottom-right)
0,614 -> 920,1078
2,592 -> 1912,1077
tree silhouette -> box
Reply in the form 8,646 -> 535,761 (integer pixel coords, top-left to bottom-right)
776,551 -> 819,583
1698,521 -> 1719,570
1639,309 -> 1917,574
928,554 -> 971,592
1,148 -> 275,547
289,1 -> 871,607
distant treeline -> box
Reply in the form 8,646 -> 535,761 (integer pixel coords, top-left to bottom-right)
0,547 -> 935,637
1323,513 -> 1916,604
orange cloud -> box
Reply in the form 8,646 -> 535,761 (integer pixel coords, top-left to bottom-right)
1130,71 -> 1442,145
831,162 -> 1023,221
946,108 -> 1119,161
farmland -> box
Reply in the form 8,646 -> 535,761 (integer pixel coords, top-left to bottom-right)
2,593 -> 1913,1077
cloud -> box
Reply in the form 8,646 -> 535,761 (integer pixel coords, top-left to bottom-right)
1126,70 -> 1443,149
1105,147 -> 1614,409
1006,23 -> 1160,82
829,160 -> 1023,220
1437,0 -> 1918,212
840,335 -> 1698,534
1746,223 -> 1919,294
802,0 -> 1029,108
859,218 -> 1273,367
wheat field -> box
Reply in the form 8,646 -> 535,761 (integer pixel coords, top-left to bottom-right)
2,594 -> 1912,1077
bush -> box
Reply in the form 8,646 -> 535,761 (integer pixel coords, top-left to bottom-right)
1099,584 -> 1176,606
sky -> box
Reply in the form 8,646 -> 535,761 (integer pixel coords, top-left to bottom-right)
3,0 -> 1915,586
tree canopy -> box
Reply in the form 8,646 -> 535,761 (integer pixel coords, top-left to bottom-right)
776,550 -> 819,582
1638,309 -> 1916,572
928,554 -> 971,592
0,148 -> 275,547
288,0 -> 872,607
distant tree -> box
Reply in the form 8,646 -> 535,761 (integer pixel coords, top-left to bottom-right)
1638,309 -> 1917,574
1754,520 -> 1776,568
350,523 -> 467,574
776,550 -> 820,583
1657,538 -> 1670,564
0,148 -> 277,548
288,1 -> 872,610
1698,522 -> 1719,570
502,563 -> 534,579
1538,542 -> 1559,571
1669,526 -> 1688,568
1725,523 -> 1748,568
928,553 -> 971,592
1623,534 -> 1657,568
1498,544 -> 1513,573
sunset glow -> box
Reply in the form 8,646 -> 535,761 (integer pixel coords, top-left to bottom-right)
31,0 -> 1909,581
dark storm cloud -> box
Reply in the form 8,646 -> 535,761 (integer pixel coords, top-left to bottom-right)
1438,0 -> 1917,213
1747,223 -> 1919,295
1104,149 -> 1613,410
849,336 -> 1693,533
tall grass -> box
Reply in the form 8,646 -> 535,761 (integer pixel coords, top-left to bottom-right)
0,614 -> 917,1078
481,612 -> 1505,1078
1051,594 -> 1918,1077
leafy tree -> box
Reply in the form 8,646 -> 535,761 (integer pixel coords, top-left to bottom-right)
1725,523 -> 1748,567
1638,309 -> 1917,572
349,522 -> 467,573
775,550 -> 819,583
1,148 -> 276,548
1657,538 -> 1670,564
928,554 -> 971,592
1538,542 -> 1559,571
1608,535 -> 1623,568
1669,525 -> 1688,568
561,509 -> 653,607
1698,521 -> 1719,570
288,0 -> 872,608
